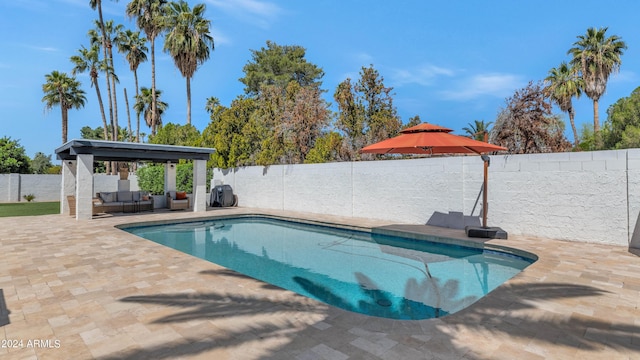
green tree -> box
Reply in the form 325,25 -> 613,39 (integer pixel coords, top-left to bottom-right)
42,71 -> 86,144
544,62 -> 583,148
334,65 -> 402,160
31,152 -> 53,174
240,41 -> 324,96
602,86 -> 640,149
201,96 -> 258,168
149,122 -> 201,146
71,44 -> 111,144
0,137 -> 31,174
134,86 -> 168,133
403,115 -> 422,130
117,29 -> 148,142
304,131 -> 346,164
254,82 -> 330,164
491,81 -> 571,154
568,27 -> 627,147
463,120 -> 493,141
127,0 -> 168,135
163,0 -> 214,125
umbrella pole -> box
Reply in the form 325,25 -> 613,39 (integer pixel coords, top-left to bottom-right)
482,131 -> 488,228
483,158 -> 488,228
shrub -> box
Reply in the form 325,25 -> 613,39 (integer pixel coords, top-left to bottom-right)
23,194 -> 35,202
136,162 -> 213,195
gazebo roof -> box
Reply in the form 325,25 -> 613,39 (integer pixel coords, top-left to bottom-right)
55,139 -> 216,163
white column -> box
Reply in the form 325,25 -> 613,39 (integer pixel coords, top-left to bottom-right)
60,160 -> 76,214
193,159 -> 207,212
164,162 -> 177,193
75,154 -> 94,220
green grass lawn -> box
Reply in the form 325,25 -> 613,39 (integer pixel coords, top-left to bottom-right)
0,202 -> 60,217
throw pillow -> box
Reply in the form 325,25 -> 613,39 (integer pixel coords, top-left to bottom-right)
176,191 -> 187,200
142,195 -> 150,201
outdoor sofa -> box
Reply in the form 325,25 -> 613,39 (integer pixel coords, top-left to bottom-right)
95,190 -> 154,213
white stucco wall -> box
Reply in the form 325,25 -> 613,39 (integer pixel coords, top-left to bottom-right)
214,149 -> 639,247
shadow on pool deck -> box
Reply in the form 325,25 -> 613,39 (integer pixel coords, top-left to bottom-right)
104,270 -> 640,360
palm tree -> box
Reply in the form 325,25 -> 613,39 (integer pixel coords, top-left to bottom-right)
89,1 -> 118,143
42,71 -> 87,144
568,27 -> 626,147
90,20 -> 123,144
544,62 -> 583,148
126,0 -> 167,135
117,29 -> 148,142
163,0 -> 214,125
463,120 -> 493,141
70,44 -> 111,144
134,86 -> 168,132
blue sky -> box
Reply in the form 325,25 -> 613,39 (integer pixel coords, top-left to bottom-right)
2,0 -> 640,159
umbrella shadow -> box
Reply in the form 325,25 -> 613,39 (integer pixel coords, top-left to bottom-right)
443,282 -> 640,353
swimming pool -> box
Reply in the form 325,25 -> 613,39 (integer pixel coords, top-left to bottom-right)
124,216 -> 535,320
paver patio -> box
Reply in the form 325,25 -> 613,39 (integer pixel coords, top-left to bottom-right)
0,208 -> 639,359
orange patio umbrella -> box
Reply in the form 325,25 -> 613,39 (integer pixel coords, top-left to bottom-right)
360,123 -> 508,238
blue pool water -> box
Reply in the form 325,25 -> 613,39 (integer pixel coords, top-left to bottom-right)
124,216 -> 535,320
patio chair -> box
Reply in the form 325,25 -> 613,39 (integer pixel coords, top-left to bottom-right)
167,191 -> 190,210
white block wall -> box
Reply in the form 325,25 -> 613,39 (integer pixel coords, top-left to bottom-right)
0,174 -> 139,202
215,149 -> 640,248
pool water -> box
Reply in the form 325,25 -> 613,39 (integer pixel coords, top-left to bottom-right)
124,217 -> 534,320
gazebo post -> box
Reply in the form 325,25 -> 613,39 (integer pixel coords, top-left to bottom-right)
164,161 -> 177,200
60,160 -> 76,215
193,159 -> 207,212
75,154 -> 94,220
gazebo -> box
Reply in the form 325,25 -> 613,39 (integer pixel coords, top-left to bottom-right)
55,139 -> 216,220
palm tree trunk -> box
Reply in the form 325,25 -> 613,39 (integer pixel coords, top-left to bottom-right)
93,79 -> 109,141
96,0 -> 112,174
569,108 -> 579,148
107,45 -> 119,143
124,88 -> 132,141
60,91 -> 68,144
186,76 -> 191,125
593,100 -> 601,148
134,70 -> 140,142
151,37 -> 157,135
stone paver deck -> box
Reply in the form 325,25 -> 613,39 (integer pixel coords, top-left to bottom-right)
1,207 -> 639,359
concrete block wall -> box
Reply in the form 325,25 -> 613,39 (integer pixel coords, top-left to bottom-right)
215,149 -> 639,247
0,174 -> 140,203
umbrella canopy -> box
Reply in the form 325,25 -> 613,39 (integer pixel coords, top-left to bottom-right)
360,122 -> 507,236
360,123 -> 507,155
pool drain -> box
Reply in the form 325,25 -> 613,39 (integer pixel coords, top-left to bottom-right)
376,299 -> 392,307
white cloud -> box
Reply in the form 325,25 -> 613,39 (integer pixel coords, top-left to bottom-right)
206,0 -> 283,29
391,64 -> 455,86
609,69 -> 637,84
439,73 -> 523,101
23,45 -> 59,52
211,30 -> 232,46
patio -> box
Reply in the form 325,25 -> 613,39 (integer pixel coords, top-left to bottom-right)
0,208 -> 639,359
